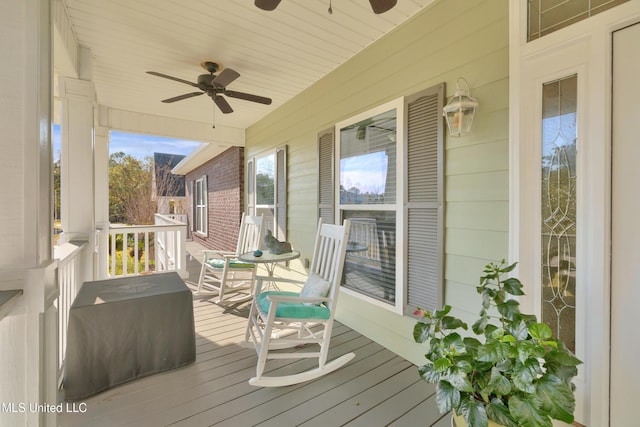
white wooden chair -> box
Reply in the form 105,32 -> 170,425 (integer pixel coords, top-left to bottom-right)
243,219 -> 354,387
197,213 -> 264,303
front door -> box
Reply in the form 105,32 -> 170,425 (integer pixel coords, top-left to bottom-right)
610,21 -> 640,426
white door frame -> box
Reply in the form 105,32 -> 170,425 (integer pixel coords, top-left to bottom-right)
509,2 -> 640,426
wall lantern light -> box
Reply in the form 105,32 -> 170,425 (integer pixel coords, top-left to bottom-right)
443,78 -> 478,137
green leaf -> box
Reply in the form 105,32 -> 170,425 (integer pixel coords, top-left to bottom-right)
521,313 -> 539,325
435,380 -> 460,413
506,319 -> 528,341
486,367 -> 512,396
501,261 -> 518,273
418,363 -> 441,383
486,398 -> 519,427
471,315 -> 489,334
513,358 -> 541,394
497,299 -> 522,321
433,305 -> 452,318
528,323 -> 552,341
503,277 -> 525,296
484,324 -> 499,337
441,316 -> 468,331
443,332 -> 466,353
413,322 -> 432,343
454,356 -> 474,373
463,337 -> 482,351
459,396 -> 489,427
433,357 -> 452,373
447,370 -> 475,393
477,341 -> 510,363
536,375 -> 576,423
541,340 -> 558,349
548,345 -> 583,367
509,395 -> 552,427
517,340 -> 544,363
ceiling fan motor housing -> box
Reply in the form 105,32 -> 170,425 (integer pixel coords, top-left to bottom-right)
198,74 -> 215,87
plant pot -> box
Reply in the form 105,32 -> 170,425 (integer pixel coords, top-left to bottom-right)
451,412 -> 505,427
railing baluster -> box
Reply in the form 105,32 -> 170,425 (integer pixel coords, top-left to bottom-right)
104,215 -> 187,278
144,231 -> 150,272
134,232 -> 139,275
54,240 -> 88,387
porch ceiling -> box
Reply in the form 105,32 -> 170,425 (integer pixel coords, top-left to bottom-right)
60,0 -> 436,131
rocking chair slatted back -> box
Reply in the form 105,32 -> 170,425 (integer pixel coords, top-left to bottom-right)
236,214 -> 263,256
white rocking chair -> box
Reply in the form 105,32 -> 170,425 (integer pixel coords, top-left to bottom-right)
244,219 -> 354,387
197,213 -> 264,303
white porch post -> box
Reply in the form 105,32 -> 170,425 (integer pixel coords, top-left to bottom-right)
95,121 -> 110,279
0,0 -> 58,426
59,70 -> 96,285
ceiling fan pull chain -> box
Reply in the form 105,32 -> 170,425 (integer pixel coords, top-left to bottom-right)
328,0 -> 333,15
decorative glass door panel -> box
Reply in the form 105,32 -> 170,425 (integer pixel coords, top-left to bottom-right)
541,75 -> 577,352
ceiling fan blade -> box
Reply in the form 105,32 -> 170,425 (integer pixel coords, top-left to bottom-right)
161,92 -> 204,103
214,95 -> 234,114
147,71 -> 199,88
224,90 -> 272,105
255,0 -> 281,11
369,0 -> 397,14
212,68 -> 240,88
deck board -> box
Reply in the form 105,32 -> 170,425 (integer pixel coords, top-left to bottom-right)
59,243 -> 445,426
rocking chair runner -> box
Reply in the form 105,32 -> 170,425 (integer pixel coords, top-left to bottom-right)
197,213 -> 264,303
243,219 -> 353,387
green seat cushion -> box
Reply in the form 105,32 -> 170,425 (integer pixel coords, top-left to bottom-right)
205,258 -> 254,269
257,291 -> 331,320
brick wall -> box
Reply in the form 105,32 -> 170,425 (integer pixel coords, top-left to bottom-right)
185,147 -> 244,251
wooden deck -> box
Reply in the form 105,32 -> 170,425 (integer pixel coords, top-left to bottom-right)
59,243 -> 448,427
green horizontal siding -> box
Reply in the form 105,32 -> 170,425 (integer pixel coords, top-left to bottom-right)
245,0 -> 510,365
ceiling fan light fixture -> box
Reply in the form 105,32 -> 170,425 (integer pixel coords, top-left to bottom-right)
255,0 -> 281,11
369,0 -> 397,14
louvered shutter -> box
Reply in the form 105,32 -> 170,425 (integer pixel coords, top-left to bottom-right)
247,158 -> 255,216
318,128 -> 335,224
404,83 -> 445,314
190,180 -> 195,231
275,146 -> 287,240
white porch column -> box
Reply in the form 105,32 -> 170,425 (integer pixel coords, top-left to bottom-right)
95,122 -> 110,279
59,74 -> 96,284
0,0 -> 58,426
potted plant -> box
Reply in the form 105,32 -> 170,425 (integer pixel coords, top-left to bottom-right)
413,260 -> 582,427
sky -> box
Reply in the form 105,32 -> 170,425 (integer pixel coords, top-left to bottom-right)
53,125 -> 202,162
340,151 -> 388,195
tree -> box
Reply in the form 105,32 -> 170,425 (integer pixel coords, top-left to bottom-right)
109,152 -> 152,223
109,152 -> 185,225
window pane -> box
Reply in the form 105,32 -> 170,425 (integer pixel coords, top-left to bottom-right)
256,154 -> 275,205
339,109 -> 396,204
528,0 -> 629,41
342,211 -> 396,304
541,75 -> 577,353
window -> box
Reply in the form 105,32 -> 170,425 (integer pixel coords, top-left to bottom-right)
194,176 -> 207,235
338,104 -> 399,306
248,146 -> 287,240
527,0 -> 629,41
541,75 -> 577,353
325,84 -> 444,313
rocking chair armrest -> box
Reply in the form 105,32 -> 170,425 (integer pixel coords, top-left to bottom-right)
253,276 -> 305,295
266,294 -> 330,304
255,276 -> 305,286
202,250 -> 236,259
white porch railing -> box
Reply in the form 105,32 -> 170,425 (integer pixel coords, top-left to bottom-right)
107,214 -> 187,278
54,239 -> 89,385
